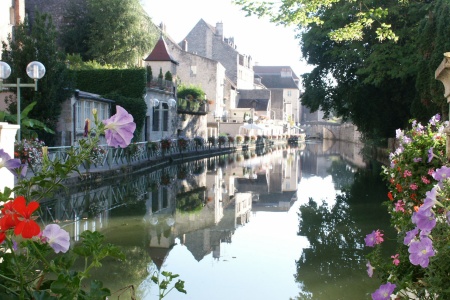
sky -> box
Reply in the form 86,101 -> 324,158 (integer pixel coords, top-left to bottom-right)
141,0 -> 314,80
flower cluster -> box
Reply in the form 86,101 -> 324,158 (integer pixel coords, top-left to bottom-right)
0,196 -> 70,251
14,138 -> 45,167
0,105 -> 136,298
365,114 -> 450,299
177,136 -> 190,150
160,137 -> 172,150
193,136 -> 204,147
235,134 -> 243,144
90,145 -> 107,165
218,135 -> 227,145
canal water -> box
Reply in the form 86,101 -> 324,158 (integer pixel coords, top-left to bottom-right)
41,140 -> 394,299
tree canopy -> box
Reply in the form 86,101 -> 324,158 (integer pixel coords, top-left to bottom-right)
235,0 -> 450,140
61,0 -> 159,67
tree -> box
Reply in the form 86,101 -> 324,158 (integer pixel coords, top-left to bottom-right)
1,12 -> 74,145
259,0 -> 446,140
60,0 -> 159,67
84,0 -> 157,67
234,0 -> 398,42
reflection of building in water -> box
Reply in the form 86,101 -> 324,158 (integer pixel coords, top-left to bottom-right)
179,192 -> 251,261
300,141 -> 366,179
231,148 -> 300,212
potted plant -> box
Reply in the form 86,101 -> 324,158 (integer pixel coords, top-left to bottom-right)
218,135 -> 227,146
177,136 -> 190,151
235,134 -> 243,144
193,136 -> 205,148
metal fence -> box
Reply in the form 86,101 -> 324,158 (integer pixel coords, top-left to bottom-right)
35,139 -> 235,175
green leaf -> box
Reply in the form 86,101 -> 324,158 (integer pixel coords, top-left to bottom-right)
86,280 -> 111,300
32,290 -> 59,300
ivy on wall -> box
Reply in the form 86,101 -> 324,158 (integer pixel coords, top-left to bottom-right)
72,69 -> 146,98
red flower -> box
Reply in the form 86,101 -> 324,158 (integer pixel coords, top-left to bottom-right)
11,196 -> 40,239
1,200 -> 18,230
388,191 -> 394,201
396,183 -> 403,192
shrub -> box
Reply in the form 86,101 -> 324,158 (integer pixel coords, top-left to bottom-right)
364,114 -> 450,299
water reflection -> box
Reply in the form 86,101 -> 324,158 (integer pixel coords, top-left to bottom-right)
39,141 -> 391,299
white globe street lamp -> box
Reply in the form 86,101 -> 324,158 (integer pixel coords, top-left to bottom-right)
0,61 -> 46,141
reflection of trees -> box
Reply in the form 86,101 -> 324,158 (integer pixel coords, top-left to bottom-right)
176,187 -> 207,213
297,194 -> 364,283
295,163 -> 391,299
89,245 -> 152,297
327,159 -> 355,190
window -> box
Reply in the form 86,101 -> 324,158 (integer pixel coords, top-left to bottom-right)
75,100 -> 109,132
162,103 -> 169,131
190,66 -> 197,77
152,106 -> 160,131
287,90 -> 292,96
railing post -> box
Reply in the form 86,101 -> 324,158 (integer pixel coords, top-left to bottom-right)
0,122 -> 20,195
435,53 -> 450,161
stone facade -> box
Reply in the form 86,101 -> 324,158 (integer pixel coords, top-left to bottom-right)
181,20 -> 254,89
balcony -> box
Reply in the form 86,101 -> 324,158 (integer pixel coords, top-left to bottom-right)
146,79 -> 175,93
177,98 -> 209,115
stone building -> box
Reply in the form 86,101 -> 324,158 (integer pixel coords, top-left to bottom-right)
181,19 -> 254,90
253,66 -> 302,135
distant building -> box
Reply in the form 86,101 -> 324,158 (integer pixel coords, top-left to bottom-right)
181,19 -> 254,90
0,0 -> 24,57
253,66 -> 302,135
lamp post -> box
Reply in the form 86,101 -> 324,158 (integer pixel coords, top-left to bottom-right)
0,61 -> 46,141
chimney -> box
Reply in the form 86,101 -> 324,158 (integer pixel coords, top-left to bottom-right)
216,22 -> 223,41
14,0 -> 21,26
182,39 -> 188,51
159,22 -> 166,33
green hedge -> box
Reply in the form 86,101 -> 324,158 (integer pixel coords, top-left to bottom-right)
72,69 -> 146,98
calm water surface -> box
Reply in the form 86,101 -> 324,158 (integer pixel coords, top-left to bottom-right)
42,141 -> 393,299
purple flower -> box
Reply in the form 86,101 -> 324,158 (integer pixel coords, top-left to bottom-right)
421,187 -> 438,210
41,224 -> 70,253
366,261 -> 374,277
0,149 -> 21,175
412,208 -> 436,232
432,166 -> 450,182
413,157 -> 422,162
371,282 -> 396,300
102,106 -> 136,148
408,237 -> 435,268
364,230 -> 383,247
404,228 -> 419,245
429,113 -> 440,126
427,147 -> 434,163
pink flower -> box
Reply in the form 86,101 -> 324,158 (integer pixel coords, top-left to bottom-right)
403,170 -> 412,177
391,254 -> 400,266
375,230 -> 384,244
421,176 -> 430,184
395,200 -> 405,212
102,106 -> 136,148
409,183 -> 418,190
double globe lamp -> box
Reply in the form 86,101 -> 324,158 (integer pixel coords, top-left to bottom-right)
0,61 -> 46,141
